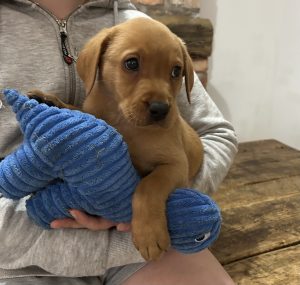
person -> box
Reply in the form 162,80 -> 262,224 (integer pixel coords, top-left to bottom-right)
0,0 -> 238,284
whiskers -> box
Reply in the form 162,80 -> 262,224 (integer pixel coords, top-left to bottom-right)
122,105 -> 148,127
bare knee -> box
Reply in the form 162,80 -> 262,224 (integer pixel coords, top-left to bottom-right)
122,249 -> 235,285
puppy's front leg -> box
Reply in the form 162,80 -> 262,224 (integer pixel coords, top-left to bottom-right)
27,90 -> 79,110
132,163 -> 188,261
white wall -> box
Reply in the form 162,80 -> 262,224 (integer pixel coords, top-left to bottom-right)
200,0 -> 300,150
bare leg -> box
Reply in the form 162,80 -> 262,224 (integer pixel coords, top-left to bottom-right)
122,249 -> 235,285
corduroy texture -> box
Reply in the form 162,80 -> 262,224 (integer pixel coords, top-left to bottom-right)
0,89 -> 221,253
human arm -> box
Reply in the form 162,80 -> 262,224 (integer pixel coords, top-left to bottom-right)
177,75 -> 238,195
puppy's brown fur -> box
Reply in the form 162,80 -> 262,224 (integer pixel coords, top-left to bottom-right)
30,18 -> 203,261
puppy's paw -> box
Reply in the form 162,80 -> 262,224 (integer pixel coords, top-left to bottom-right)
27,90 -> 62,108
132,218 -> 171,261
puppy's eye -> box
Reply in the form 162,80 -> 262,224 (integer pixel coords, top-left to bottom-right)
171,66 -> 182,78
124,58 -> 139,71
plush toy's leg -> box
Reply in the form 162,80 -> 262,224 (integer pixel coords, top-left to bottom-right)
26,183 -> 81,228
166,189 -> 221,253
26,185 -> 221,254
26,181 -> 135,229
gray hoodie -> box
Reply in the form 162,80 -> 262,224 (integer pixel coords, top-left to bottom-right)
0,0 -> 238,279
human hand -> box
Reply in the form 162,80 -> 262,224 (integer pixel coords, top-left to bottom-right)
50,209 -> 131,232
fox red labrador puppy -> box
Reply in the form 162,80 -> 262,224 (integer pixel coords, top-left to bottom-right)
29,17 -> 203,261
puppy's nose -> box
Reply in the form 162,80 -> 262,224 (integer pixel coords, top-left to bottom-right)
149,102 -> 170,121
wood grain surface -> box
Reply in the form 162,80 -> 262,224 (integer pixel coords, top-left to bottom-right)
211,140 -> 300,284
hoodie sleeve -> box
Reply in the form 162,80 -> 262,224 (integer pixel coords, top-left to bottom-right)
177,74 -> 238,195
0,196 -> 144,277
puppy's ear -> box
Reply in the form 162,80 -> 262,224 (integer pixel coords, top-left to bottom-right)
76,28 -> 114,95
180,40 -> 195,104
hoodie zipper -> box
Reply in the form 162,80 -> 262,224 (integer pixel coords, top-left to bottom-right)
58,20 -> 76,65
31,2 -> 81,104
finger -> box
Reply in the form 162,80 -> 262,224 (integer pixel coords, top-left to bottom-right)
70,210 -> 117,231
50,218 -> 83,229
116,223 -> 132,232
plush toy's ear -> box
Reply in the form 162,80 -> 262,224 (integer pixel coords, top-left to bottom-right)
179,39 -> 195,103
76,27 -> 115,95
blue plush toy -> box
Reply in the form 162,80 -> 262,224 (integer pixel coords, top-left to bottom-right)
0,89 -> 221,254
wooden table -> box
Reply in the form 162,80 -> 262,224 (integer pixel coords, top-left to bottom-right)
211,140 -> 300,284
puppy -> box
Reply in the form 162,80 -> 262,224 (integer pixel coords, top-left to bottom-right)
29,17 -> 203,261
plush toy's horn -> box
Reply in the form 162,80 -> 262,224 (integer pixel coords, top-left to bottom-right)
4,89 -> 52,135
0,90 -> 58,198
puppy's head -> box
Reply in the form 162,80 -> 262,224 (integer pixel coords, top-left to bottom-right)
77,17 -> 194,127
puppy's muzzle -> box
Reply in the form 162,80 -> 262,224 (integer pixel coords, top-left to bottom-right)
149,102 -> 170,121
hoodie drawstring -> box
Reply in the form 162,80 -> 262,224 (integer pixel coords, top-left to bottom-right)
113,0 -> 119,25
